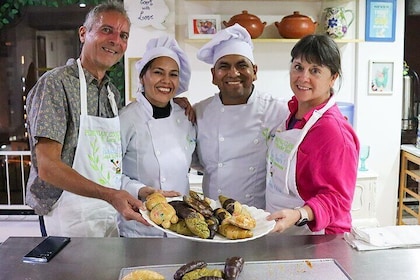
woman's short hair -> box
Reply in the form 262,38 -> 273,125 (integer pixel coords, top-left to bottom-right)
291,34 -> 342,78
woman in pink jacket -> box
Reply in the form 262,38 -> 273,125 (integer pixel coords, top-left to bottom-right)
266,34 -> 360,235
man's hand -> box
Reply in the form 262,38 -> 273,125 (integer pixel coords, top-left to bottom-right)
107,189 -> 150,225
174,97 -> 196,124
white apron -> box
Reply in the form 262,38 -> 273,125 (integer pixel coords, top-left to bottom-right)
266,97 -> 335,235
44,59 -> 122,237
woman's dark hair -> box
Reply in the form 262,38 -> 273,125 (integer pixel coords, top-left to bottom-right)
139,59 -> 156,78
291,34 -> 342,78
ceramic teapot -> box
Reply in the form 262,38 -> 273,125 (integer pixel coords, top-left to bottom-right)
275,11 -> 317,39
323,7 -> 354,39
223,10 -> 267,39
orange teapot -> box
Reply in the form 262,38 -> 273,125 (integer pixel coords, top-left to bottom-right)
223,10 -> 267,39
275,11 -> 317,39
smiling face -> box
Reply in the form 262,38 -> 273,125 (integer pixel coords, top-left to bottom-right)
141,56 -> 180,108
211,54 -> 257,105
290,56 -> 338,114
79,10 -> 130,80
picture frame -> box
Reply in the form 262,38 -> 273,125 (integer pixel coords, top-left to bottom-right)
188,14 -> 221,39
368,60 -> 394,95
128,57 -> 141,102
365,0 -> 396,42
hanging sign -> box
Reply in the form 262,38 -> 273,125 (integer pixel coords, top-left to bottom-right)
126,0 -> 169,30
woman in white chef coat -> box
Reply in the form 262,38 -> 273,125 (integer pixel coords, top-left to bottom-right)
118,35 -> 196,237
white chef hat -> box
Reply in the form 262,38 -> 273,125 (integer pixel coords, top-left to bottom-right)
197,23 -> 254,65
135,35 -> 191,95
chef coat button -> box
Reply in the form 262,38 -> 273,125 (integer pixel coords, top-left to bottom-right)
218,163 -> 223,168
253,139 -> 259,144
249,166 -> 255,172
219,136 -> 224,142
161,178 -> 166,183
221,108 -> 225,112
217,189 -> 222,194
156,150 -> 161,155
245,194 -> 251,198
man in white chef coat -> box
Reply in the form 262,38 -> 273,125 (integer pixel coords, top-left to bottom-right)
25,1 -> 149,237
193,24 -> 289,209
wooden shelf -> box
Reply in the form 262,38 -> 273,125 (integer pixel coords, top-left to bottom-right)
185,38 -> 364,44
398,148 -> 420,225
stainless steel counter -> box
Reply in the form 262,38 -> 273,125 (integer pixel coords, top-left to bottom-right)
1,234 -> 419,280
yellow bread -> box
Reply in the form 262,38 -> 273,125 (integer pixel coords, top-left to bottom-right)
122,269 -> 165,280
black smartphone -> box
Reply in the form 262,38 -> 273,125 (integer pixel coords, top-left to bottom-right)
22,236 -> 71,263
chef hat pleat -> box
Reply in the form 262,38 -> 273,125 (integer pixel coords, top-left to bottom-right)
197,23 -> 254,65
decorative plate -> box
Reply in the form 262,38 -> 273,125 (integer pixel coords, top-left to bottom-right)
139,197 -> 275,243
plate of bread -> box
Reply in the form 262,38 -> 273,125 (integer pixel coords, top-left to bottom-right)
139,191 -> 275,243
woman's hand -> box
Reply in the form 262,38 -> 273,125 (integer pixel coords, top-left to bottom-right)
138,186 -> 181,201
266,208 -> 301,233
174,97 -> 196,124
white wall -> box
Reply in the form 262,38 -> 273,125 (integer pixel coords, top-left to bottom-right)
354,0 -> 405,226
124,0 -> 405,226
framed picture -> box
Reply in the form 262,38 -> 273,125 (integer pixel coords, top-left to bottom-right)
368,60 -> 394,95
188,14 -> 221,39
128,57 -> 141,102
365,0 -> 396,42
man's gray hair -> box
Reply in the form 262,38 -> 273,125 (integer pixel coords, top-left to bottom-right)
83,0 -> 131,31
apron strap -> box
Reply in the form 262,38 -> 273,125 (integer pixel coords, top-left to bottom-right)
107,85 -> 119,117
77,58 -> 88,116
284,96 -> 336,191
290,96 -> 336,157
77,58 -> 118,117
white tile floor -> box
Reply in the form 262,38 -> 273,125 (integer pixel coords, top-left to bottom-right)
0,215 -> 41,243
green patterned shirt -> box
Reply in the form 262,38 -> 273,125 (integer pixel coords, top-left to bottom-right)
25,58 -> 122,215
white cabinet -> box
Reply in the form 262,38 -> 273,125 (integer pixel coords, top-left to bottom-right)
351,170 -> 379,227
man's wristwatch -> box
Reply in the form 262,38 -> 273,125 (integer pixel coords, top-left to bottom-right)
294,207 -> 309,227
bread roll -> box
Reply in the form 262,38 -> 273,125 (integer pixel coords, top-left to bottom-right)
122,269 -> 164,280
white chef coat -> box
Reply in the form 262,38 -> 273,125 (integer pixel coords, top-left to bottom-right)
118,93 -> 196,237
44,58 -> 121,237
193,88 -> 288,209
266,97 -> 335,235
